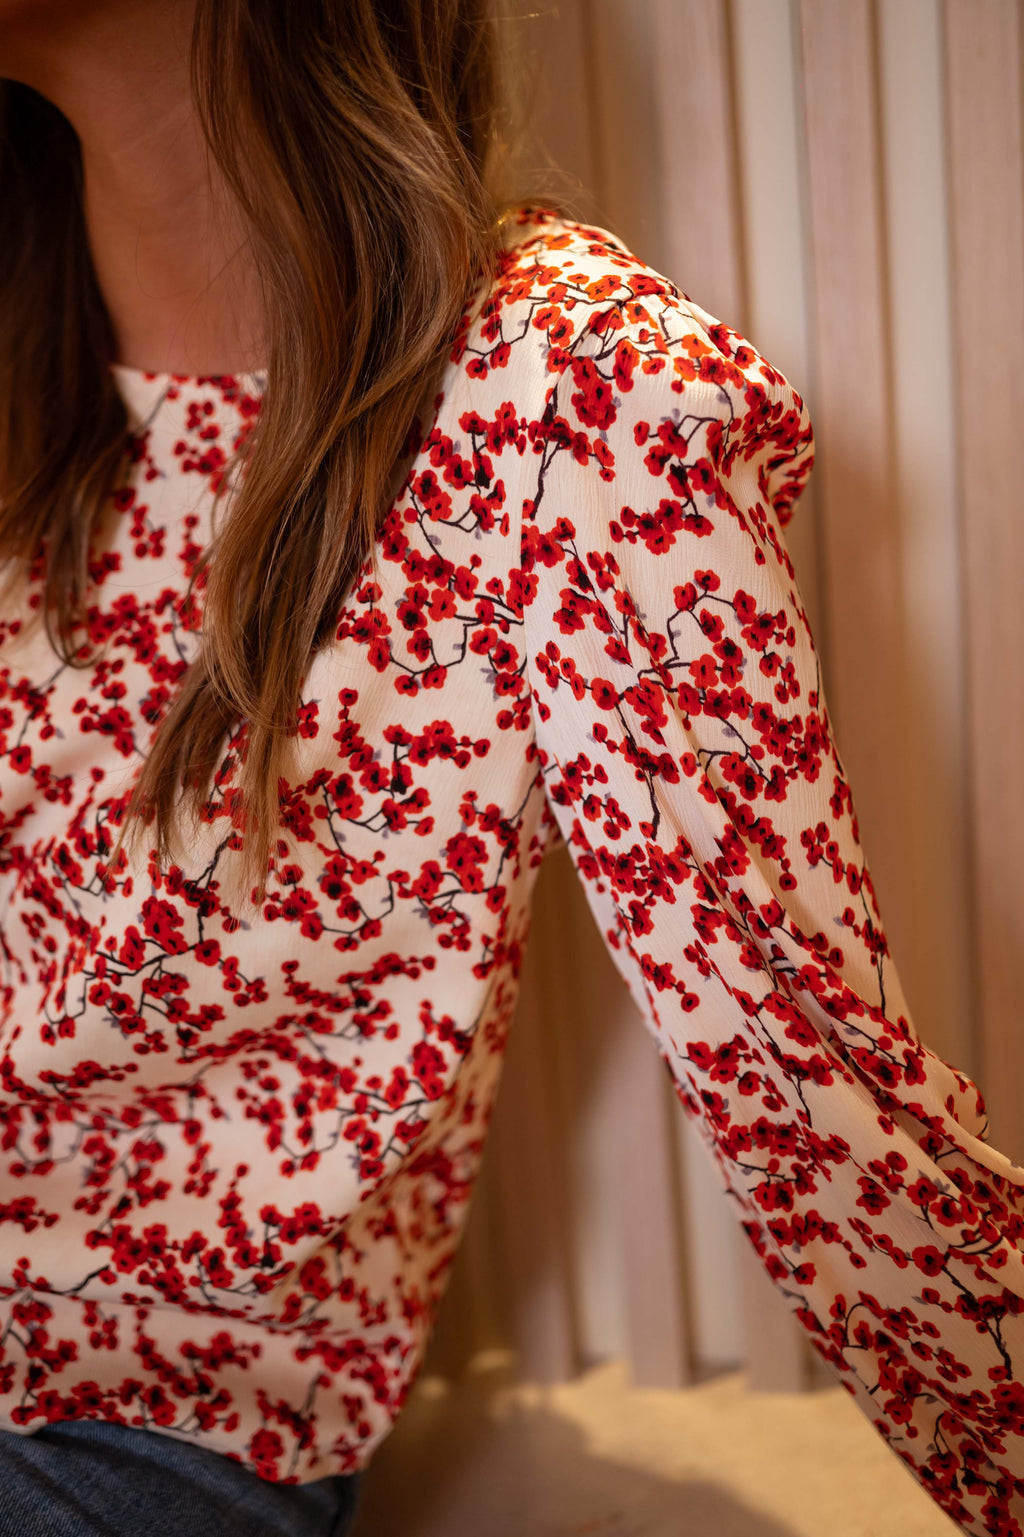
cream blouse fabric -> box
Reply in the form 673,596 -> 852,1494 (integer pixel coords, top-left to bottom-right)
0,208 -> 1021,1533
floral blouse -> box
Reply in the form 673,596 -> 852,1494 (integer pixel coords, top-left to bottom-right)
0,206 -> 1022,1533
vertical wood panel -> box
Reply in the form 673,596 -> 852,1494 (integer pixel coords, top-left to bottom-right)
737,1235 -> 812,1392
584,0 -> 665,256
798,3 -> 924,1071
730,0 -> 820,636
650,0 -> 746,323
488,854 -> 581,1384
942,0 -> 1024,1159
877,0 -> 974,1075
420,1048 -> 511,1378
798,0 -> 900,745
502,0 -> 601,221
542,848 -> 630,1365
610,1015 -> 693,1388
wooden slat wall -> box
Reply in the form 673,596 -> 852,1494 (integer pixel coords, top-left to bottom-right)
649,0 -> 744,319
424,0 -> 1002,1402
798,0 -> 920,1021
942,0 -> 1024,1161
878,0 -> 973,1081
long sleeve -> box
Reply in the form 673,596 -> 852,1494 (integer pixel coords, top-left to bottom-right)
518,278 -> 1024,1533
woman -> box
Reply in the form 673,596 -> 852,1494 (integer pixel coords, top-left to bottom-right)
0,1 -> 1021,1534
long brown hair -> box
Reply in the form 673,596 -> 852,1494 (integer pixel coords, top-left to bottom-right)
0,0 -> 528,903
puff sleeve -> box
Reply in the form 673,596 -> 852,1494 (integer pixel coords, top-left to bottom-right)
518,283 -> 1024,1534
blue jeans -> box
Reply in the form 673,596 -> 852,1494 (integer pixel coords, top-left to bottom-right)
0,1418 -> 366,1536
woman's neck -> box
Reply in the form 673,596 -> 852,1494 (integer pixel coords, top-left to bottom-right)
0,0 -> 264,375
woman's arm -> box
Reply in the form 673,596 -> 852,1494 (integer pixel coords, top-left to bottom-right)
519,277 -> 1024,1534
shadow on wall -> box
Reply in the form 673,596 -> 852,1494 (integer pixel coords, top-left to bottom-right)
347,1354 -> 802,1537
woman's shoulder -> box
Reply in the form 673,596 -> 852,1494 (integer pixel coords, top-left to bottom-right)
464,204 -> 748,366
450,205 -> 814,532
455,204 -> 694,369
493,204 -> 681,300
495,203 -> 677,291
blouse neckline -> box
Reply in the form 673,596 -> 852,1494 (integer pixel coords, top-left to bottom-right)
108,360 -> 267,432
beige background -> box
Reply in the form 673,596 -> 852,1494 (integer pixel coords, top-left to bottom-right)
353,0 -> 1023,1529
